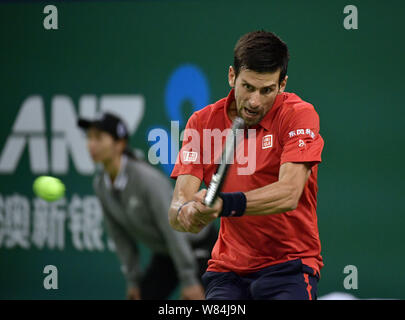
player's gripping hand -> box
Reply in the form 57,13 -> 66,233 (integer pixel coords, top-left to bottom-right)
177,189 -> 222,233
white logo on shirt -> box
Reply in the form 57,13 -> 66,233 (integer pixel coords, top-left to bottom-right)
288,129 -> 315,139
183,151 -> 198,162
298,139 -> 306,148
262,135 -> 273,149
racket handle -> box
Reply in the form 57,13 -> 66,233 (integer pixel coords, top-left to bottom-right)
203,117 -> 245,207
204,174 -> 220,207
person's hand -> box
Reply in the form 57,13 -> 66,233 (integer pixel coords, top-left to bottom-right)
177,189 -> 222,233
127,286 -> 141,300
180,284 -> 205,300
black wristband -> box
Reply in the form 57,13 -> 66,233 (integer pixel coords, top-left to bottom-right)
218,192 -> 247,217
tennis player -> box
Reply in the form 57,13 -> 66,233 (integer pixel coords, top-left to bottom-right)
169,30 -> 324,300
78,112 -> 217,300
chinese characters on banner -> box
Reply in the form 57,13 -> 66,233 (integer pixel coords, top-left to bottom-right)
0,194 -> 115,252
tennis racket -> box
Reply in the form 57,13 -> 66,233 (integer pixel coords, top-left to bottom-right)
203,117 -> 245,207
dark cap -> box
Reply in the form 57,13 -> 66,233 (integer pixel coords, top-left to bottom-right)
77,112 -> 129,140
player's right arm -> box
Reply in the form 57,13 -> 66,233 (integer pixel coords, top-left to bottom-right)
168,174 -> 202,232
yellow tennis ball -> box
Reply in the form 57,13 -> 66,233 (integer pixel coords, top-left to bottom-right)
33,176 -> 65,202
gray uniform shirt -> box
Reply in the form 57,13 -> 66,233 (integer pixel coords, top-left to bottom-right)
93,155 -> 199,289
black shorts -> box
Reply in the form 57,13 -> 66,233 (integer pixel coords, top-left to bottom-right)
202,259 -> 319,300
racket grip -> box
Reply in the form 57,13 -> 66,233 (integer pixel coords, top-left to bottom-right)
203,174 -> 220,207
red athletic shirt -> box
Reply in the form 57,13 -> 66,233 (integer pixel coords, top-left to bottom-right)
171,89 -> 324,275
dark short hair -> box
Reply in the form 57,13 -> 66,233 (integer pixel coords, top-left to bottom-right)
233,30 -> 289,84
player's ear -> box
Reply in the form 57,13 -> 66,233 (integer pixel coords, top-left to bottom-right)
278,75 -> 288,93
228,66 -> 236,88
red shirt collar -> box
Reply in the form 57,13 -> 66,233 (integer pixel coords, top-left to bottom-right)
223,88 -> 285,131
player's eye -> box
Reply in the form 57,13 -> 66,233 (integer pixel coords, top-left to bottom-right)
243,83 -> 254,92
261,87 -> 273,95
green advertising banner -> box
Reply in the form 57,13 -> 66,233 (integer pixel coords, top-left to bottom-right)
0,0 -> 404,299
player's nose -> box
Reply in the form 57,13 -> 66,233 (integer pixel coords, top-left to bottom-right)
248,92 -> 261,109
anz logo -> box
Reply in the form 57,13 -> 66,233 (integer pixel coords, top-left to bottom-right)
0,95 -> 145,175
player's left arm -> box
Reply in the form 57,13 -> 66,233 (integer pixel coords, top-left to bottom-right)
242,104 -> 323,216
192,161 -> 312,217
243,161 -> 311,215
193,105 -> 322,218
